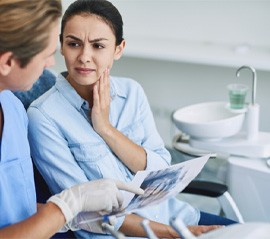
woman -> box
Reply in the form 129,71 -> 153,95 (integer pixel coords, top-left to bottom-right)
28,0 -> 236,238
0,1 -> 142,238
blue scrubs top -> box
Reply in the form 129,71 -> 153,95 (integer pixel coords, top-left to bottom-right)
0,90 -> 36,228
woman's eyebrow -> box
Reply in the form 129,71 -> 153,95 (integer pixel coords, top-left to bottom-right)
89,38 -> 108,43
65,35 -> 108,43
65,35 -> 82,42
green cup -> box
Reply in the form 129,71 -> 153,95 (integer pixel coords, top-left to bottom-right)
227,83 -> 248,109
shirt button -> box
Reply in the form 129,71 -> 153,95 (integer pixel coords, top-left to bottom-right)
155,215 -> 159,219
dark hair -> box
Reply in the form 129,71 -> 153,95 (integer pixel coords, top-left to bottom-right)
60,0 -> 123,46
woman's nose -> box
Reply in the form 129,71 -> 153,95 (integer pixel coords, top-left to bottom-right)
78,46 -> 91,63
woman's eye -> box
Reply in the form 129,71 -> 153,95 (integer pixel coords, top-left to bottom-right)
93,43 -> 104,49
67,42 -> 80,47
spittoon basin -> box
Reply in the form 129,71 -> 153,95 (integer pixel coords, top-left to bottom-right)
172,102 -> 245,139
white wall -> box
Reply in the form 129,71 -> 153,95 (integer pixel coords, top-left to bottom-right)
111,0 -> 270,47
112,0 -> 270,70
54,0 -> 270,145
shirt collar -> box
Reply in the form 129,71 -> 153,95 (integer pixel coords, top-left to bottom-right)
55,73 -> 128,110
110,77 -> 127,99
55,73 -> 86,110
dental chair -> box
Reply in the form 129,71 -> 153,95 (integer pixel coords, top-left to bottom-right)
166,146 -> 244,223
14,69 -> 75,238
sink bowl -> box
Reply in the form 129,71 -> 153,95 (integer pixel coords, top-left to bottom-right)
172,102 -> 245,139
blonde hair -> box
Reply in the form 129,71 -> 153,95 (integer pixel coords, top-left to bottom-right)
0,0 -> 62,68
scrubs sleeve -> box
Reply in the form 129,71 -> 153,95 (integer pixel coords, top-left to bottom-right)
27,106 -> 89,194
137,84 -> 171,170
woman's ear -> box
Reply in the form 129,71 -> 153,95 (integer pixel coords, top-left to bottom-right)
0,52 -> 14,76
114,40 -> 126,60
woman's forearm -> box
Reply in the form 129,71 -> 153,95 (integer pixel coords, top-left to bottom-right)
119,214 -> 178,238
119,214 -> 222,238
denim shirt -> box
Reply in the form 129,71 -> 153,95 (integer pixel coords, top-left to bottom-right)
0,90 -> 36,228
28,75 -> 199,239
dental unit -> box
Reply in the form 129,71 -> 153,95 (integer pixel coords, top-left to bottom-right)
172,65 -> 270,223
173,66 -> 270,159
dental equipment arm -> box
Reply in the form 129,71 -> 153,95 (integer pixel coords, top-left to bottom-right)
141,220 -> 159,239
102,222 -> 126,239
170,216 -> 197,239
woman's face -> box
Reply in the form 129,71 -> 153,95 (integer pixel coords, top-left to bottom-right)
61,14 -> 124,87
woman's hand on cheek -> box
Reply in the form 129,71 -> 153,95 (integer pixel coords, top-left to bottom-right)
91,68 -> 112,136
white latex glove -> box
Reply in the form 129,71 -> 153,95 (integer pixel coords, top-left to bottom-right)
66,212 -> 117,234
48,179 -> 144,223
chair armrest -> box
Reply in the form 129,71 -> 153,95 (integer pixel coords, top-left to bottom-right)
183,180 -> 228,198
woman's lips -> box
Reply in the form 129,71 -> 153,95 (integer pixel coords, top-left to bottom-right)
75,67 -> 94,75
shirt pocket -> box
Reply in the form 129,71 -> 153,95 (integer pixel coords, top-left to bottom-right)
70,143 -> 109,162
71,143 -> 131,181
70,143 -> 126,180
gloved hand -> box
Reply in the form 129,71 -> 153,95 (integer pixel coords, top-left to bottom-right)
48,179 -> 144,223
66,212 -> 117,234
